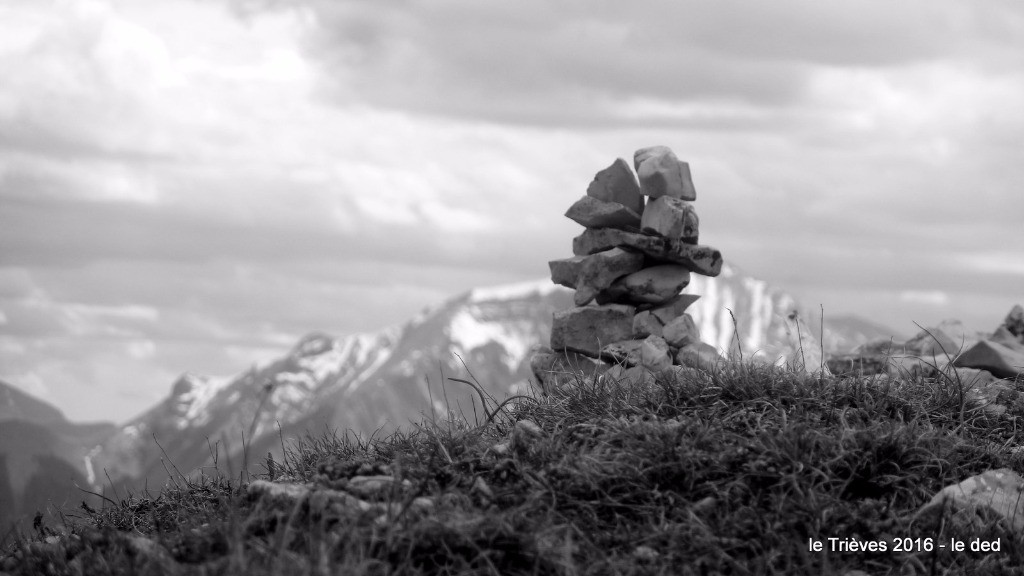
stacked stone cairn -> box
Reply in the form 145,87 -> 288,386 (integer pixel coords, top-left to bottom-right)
531,146 -> 725,393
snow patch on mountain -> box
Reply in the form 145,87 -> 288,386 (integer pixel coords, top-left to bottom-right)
181,375 -> 232,427
448,307 -> 534,370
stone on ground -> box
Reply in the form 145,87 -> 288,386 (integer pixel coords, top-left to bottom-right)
574,248 -> 645,306
551,304 -> 636,357
572,228 -> 723,277
922,468 -> 1024,533
640,196 -> 699,242
599,265 -> 691,305
953,340 -> 1024,380
585,158 -> 644,214
565,195 -> 642,229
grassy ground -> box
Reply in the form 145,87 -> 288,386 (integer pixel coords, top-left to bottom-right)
2,358 -> 1024,575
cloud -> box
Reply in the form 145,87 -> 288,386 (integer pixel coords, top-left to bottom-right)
230,0 -> 1024,127
899,290 -> 950,306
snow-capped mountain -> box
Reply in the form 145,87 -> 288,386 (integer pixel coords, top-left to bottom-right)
685,264 -> 904,362
92,265 -> 897,489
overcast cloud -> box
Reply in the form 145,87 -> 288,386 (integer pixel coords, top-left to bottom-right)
1,0 -> 1022,422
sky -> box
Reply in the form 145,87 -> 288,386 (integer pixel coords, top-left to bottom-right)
1,0 -> 1022,423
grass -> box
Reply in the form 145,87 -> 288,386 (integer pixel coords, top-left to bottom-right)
2,357 -> 1024,575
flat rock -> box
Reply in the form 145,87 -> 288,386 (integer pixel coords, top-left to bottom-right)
551,304 -> 636,357
572,228 -> 723,277
565,195 -> 642,230
574,248 -> 644,306
598,265 -> 691,305
953,340 -> 1024,380
530,345 -> 609,393
633,146 -> 696,201
586,158 -> 644,215
675,342 -> 721,371
640,196 -> 698,242
601,339 -> 644,366
922,468 -> 1024,533
640,335 -> 672,371
663,314 -> 699,348
646,294 -> 702,323
549,255 -> 587,289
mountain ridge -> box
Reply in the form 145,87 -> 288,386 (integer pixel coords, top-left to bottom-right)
87,263 -> 901,493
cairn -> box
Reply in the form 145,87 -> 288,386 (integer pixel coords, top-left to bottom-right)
531,146 -> 725,392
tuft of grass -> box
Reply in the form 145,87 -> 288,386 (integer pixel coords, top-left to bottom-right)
3,358 -> 1024,575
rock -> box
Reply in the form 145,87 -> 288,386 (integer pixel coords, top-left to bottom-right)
633,145 -> 672,170
471,477 -> 494,501
633,146 -> 696,200
903,325 -> 963,357
954,368 -> 1016,416
647,294 -> 702,323
511,419 -> 544,452
549,256 -> 586,289
663,314 -> 699,348
574,248 -> 644,306
565,195 -> 642,229
530,345 -> 609,393
598,265 -> 691,305
572,228 -> 722,277
346,476 -> 411,500
921,468 -> 1024,532
662,364 -> 706,384
991,326 -> 1024,350
632,310 -> 664,338
248,479 -> 311,504
676,342 -> 721,371
640,196 -> 699,242
640,335 -> 672,371
1003,304 -> 1024,338
585,158 -> 644,215
633,545 -> 660,562
613,365 -> 658,385
551,305 -> 636,357
601,339 -> 644,366
953,340 -> 1024,380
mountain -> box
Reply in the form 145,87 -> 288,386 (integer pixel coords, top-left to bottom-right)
92,265 -> 900,490
0,380 -> 116,535
685,265 -> 905,361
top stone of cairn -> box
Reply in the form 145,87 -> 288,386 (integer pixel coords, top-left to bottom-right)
633,146 -> 696,201
585,158 -> 645,215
